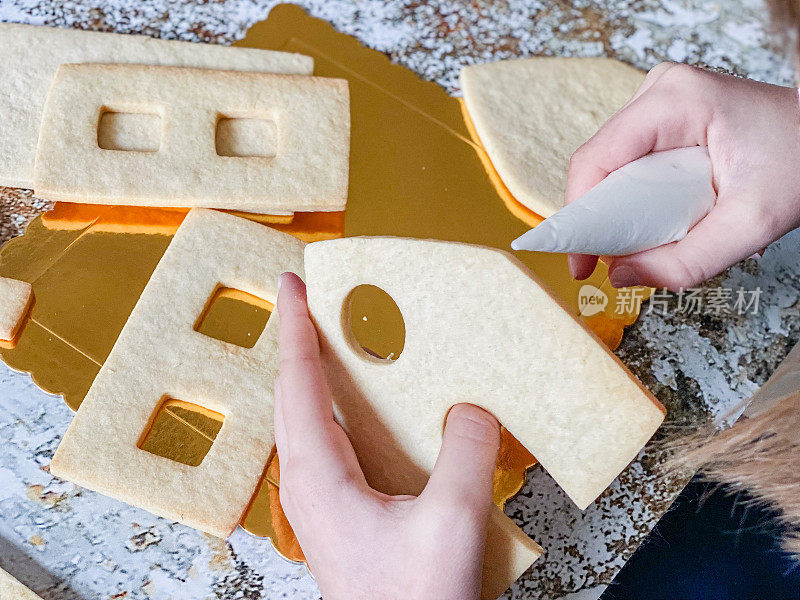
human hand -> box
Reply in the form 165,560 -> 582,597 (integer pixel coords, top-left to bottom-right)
274,272 -> 501,600
566,62 -> 800,290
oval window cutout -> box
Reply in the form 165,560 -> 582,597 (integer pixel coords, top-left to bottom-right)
345,284 -> 405,362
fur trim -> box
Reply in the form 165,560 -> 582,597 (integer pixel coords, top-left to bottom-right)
670,392 -> 800,556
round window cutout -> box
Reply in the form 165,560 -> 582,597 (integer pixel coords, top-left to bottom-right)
345,284 -> 405,362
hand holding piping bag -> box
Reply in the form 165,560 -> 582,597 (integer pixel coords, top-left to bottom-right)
511,146 -> 717,258
517,63 -> 800,290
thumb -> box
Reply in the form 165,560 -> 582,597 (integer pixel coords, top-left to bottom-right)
420,404 -> 500,513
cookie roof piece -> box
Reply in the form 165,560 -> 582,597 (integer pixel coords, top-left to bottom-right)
34,64 -> 350,213
460,57 -> 644,218
0,22 -> 313,189
0,276 -> 33,341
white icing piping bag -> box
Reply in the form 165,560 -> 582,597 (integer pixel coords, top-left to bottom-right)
511,146 -> 716,256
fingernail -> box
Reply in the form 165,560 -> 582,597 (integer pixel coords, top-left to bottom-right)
610,265 -> 638,288
567,257 -> 576,279
448,405 -> 499,442
567,255 -> 581,280
277,272 -> 288,293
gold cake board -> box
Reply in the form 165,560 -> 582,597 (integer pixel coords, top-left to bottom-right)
0,4 -> 647,564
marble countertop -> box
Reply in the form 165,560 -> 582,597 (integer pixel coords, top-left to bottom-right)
0,1 -> 798,599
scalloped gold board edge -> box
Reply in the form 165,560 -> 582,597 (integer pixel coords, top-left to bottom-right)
0,22 -> 313,189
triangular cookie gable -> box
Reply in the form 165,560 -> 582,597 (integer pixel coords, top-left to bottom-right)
460,57 -> 644,217
304,236 -> 664,508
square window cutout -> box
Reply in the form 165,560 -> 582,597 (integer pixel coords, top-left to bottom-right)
215,115 -> 277,158
97,109 -> 162,152
137,397 -> 224,467
194,286 -> 273,349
